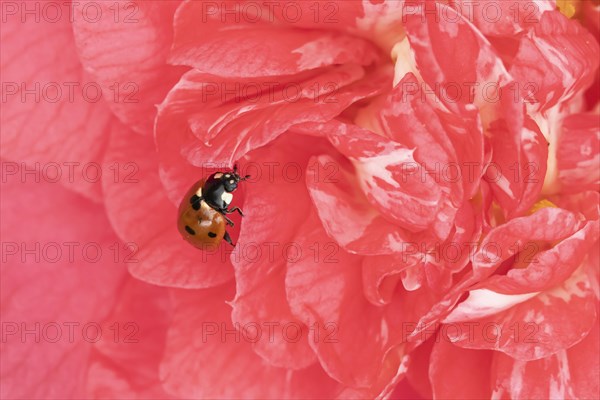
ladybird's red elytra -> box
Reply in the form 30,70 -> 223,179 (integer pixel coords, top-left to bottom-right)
177,165 -> 249,249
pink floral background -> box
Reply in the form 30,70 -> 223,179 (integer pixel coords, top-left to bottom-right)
1,0 -> 599,398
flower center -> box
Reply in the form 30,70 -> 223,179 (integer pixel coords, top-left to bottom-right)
528,198 -> 558,215
556,0 -> 578,18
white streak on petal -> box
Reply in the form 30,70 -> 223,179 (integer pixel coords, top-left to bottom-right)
444,289 -> 539,323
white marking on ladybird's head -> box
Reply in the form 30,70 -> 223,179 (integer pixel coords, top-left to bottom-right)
221,192 -> 233,205
224,174 -> 231,178
195,187 -> 202,197
229,179 -> 234,184
214,173 -> 223,179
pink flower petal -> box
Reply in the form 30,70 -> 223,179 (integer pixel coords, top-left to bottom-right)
85,278 -> 173,398
72,0 -> 186,134
389,378 -> 425,400
0,169 -> 125,398
317,120 -> 444,234
472,208 -> 584,275
411,209 -> 597,357
377,73 -> 485,203
406,274 -> 477,342
306,152 -> 429,255
242,1 -> 407,53
403,337 -> 434,399
403,1 -> 511,112
429,339 -> 494,399
169,1 -> 380,77
400,263 -> 426,292
102,123 -> 233,288
444,254 -> 598,360
358,167 -> 480,300
485,94 -> 549,218
493,321 -> 599,399
453,0 -> 554,37
510,10 -> 600,112
161,284 -> 341,398
1,2 -> 116,200
337,348 -> 411,399
363,254 -> 422,306
285,212 -> 428,388
476,219 -> 599,294
550,191 -> 600,221
155,65 -> 391,201
229,134 -> 330,369
360,204 -> 476,304
557,113 -> 600,192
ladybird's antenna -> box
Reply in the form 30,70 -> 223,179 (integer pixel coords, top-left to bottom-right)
231,164 -> 249,181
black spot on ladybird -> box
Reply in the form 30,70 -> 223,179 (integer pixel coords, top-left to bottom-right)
190,194 -> 201,210
208,232 -> 217,238
185,225 -> 196,235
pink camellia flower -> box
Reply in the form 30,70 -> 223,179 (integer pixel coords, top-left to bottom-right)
1,0 -> 598,398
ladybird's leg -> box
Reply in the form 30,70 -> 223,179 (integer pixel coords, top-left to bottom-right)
215,207 -> 235,226
221,207 -> 244,216
223,230 -> 235,247
228,207 -> 244,217
221,213 -> 235,227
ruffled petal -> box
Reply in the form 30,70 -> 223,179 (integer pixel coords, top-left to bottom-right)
550,191 -> 600,221
510,10 -> 600,112
444,240 -> 598,360
160,284 -> 342,398
557,113 -> 600,192
472,207 -> 585,276
72,0 -> 186,134
362,254 -> 421,306
285,211 -> 429,389
452,0 -> 554,37
237,1 -> 407,53
377,73 -> 486,203
316,120 -> 445,234
473,219 -> 598,294
403,1 -> 511,112
229,134 -> 330,369
402,336 -> 434,399
429,339 -> 494,399
492,321 -> 599,399
155,65 -> 391,202
306,152 -> 428,255
485,94 -> 549,218
0,167 -> 125,398
85,278 -> 173,398
169,1 -> 380,77
0,2 -> 116,200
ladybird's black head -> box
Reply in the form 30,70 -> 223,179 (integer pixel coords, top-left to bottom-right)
223,164 -> 250,192
232,164 -> 251,181
207,165 -> 250,193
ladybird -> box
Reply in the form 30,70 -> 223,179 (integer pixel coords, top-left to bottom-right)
177,165 -> 250,248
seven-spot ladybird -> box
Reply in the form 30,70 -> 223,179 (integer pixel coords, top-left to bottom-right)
177,165 -> 250,248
